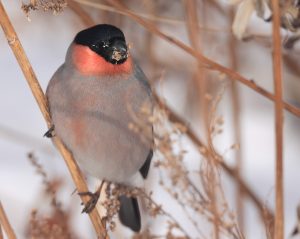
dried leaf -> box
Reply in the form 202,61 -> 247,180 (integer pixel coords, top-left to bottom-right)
232,0 -> 255,39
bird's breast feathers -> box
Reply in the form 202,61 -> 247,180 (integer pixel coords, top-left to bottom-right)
46,65 -> 152,182
72,44 -> 133,76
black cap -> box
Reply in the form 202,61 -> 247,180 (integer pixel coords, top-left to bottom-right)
74,24 -> 128,64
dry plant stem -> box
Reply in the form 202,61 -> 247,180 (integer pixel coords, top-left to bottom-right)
74,0 -> 232,34
74,0 -> 183,25
0,202 -> 17,239
228,8 -> 244,232
184,0 -> 209,138
104,0 -> 300,119
0,2 -> 107,238
184,1 -> 219,238
0,224 -> 3,239
153,92 -> 274,224
144,1 -> 158,80
271,0 -> 284,238
138,190 -> 191,238
67,0 -> 94,27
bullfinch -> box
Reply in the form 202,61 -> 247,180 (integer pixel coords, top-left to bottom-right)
46,24 -> 153,232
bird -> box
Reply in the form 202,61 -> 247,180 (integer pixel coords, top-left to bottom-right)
45,24 -> 153,232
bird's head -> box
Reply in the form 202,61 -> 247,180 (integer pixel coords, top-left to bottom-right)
71,24 -> 133,75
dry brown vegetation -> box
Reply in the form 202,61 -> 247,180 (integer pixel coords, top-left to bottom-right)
1,0 -> 300,238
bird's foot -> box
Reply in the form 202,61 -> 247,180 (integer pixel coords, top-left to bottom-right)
44,125 -> 55,138
78,190 -> 100,213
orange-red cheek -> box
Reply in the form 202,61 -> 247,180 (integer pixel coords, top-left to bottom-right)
72,44 -> 133,76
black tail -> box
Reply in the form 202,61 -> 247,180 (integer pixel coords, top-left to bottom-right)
118,195 -> 141,232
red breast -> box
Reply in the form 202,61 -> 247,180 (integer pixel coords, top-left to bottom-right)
72,44 -> 133,76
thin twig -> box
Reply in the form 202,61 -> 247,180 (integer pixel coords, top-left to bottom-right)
104,0 -> 300,119
76,0 -> 236,36
139,190 -> 191,238
153,92 -> 274,225
75,0 -> 183,24
0,202 -> 17,239
271,0 -> 284,238
67,0 -> 94,27
228,7 -> 244,232
0,223 -> 3,239
184,1 -> 219,238
0,2 -> 107,238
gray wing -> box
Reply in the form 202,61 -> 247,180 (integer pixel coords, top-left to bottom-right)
133,61 -> 154,179
120,63 -> 153,232
139,149 -> 153,179
133,62 -> 152,96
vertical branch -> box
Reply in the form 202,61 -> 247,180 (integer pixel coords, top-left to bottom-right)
143,0 -> 158,81
184,0 -> 208,134
184,0 -> 208,132
228,7 -> 244,232
0,2 -> 107,238
0,223 -> 3,239
184,1 -> 219,238
0,226 -> 3,239
271,0 -> 284,238
0,202 -> 17,239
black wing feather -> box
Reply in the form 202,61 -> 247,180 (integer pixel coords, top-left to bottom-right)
139,149 -> 153,179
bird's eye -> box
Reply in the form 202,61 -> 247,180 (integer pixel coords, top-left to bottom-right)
91,44 -> 99,49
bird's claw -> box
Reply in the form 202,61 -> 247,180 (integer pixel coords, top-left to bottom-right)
44,125 -> 55,138
78,191 -> 100,213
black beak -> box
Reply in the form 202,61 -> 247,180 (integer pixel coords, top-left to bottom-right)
113,39 -> 127,55
111,39 -> 128,62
